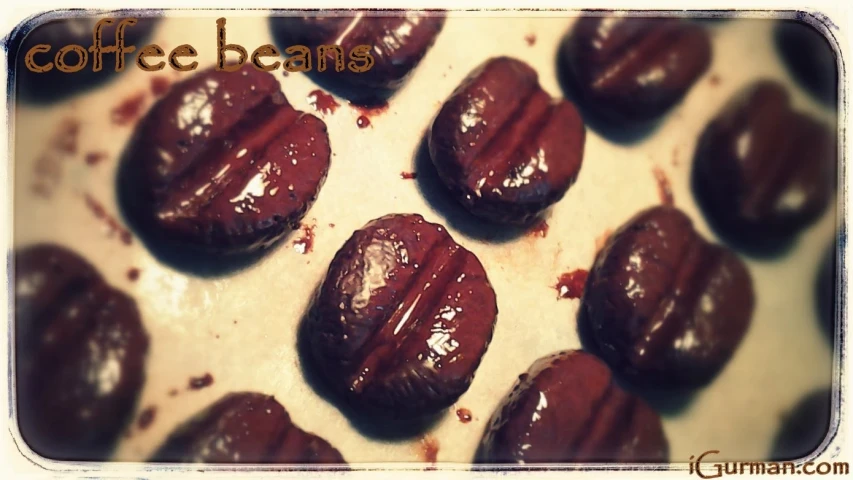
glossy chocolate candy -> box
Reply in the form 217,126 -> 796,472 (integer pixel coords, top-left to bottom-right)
269,11 -> 445,100
558,16 -> 711,132
15,244 -> 149,460
120,66 -> 331,255
775,20 -> 837,106
306,214 -> 498,417
429,57 -> 586,225
692,81 -> 836,255
151,392 -> 346,464
771,388 -> 832,460
477,350 -> 669,464
16,15 -> 159,104
580,206 -> 754,388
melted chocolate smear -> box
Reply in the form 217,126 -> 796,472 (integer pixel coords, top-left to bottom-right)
188,373 -> 214,390
30,119 -> 80,197
420,435 -> 440,468
137,406 -> 157,430
111,91 -> 147,126
351,100 -> 390,119
83,193 -> 133,245
54,118 -> 80,154
150,77 -> 171,96
526,219 -> 549,238
307,89 -> 340,115
652,166 -> 674,206
555,269 -> 589,299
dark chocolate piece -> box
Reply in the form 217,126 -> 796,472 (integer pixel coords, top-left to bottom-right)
15,15 -> 159,104
119,66 -> 331,255
771,388 -> 832,460
692,81 -> 836,255
151,392 -> 345,464
306,213 -> 498,417
477,350 -> 669,463
580,206 -> 754,388
15,244 -> 149,460
269,11 -> 445,101
775,20 -> 837,106
559,16 -> 711,131
429,57 -> 586,224
817,242 -> 837,340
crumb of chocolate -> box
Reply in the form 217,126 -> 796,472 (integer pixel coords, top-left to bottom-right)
293,223 -> 316,254
127,268 -> 140,281
188,373 -> 214,390
137,406 -> 157,430
555,269 -> 589,300
524,34 -> 536,46
456,408 -> 472,423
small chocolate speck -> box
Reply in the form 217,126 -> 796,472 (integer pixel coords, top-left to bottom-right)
524,34 -> 536,46
709,74 -> 721,86
555,269 -> 589,300
137,406 -> 157,430
168,388 -> 179,397
127,268 -> 140,281
85,152 -> 107,166
400,171 -> 418,180
456,408 -> 472,423
188,373 -> 214,390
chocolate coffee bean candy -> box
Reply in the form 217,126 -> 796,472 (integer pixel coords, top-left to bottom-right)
775,20 -> 837,106
558,16 -> 711,131
16,15 -> 159,104
120,66 -> 330,255
772,388 -> 832,460
817,242 -> 837,340
269,11 -> 445,99
429,57 -> 586,224
151,392 -> 345,464
15,244 -> 149,460
477,350 -> 669,464
306,213 -> 498,417
580,206 -> 754,388
692,81 -> 836,255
